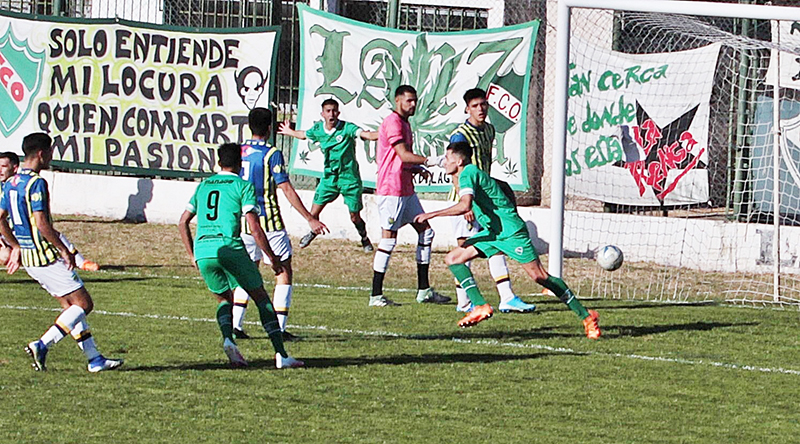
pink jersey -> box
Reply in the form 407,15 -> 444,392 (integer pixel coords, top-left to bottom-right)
377,112 -> 415,196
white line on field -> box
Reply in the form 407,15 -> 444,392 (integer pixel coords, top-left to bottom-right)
2,304 -> 798,376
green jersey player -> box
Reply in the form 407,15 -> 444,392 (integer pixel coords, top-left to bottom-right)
414,142 -> 601,338
178,143 -> 303,368
278,98 -> 378,252
447,88 -> 535,314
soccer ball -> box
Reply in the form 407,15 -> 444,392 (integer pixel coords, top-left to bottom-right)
596,245 -> 623,271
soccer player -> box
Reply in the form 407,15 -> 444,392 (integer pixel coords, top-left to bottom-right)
0,133 -> 123,372
447,89 -> 536,314
0,151 -> 100,271
278,98 -> 378,253
369,85 -> 450,307
178,142 -> 303,368
231,107 -> 328,341
414,142 -> 601,338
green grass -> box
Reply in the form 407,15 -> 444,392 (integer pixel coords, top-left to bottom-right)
0,217 -> 799,443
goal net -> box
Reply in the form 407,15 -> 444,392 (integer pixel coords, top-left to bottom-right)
553,0 -> 800,307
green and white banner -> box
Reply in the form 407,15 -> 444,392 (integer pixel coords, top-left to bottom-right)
0,11 -> 279,177
566,38 -> 720,206
289,4 -> 537,192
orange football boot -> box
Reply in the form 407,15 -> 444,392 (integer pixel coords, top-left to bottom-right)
457,304 -> 493,328
583,310 -> 601,339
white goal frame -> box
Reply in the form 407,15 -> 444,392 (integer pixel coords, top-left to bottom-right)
551,0 -> 800,301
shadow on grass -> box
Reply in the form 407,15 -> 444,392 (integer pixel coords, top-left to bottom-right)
122,352 -> 566,371
607,321 -> 758,338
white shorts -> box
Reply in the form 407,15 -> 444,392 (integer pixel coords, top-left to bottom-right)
450,215 -> 481,239
241,230 -> 292,264
25,260 -> 84,297
377,194 -> 424,231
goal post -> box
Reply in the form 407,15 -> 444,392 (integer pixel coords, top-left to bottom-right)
550,0 -> 800,306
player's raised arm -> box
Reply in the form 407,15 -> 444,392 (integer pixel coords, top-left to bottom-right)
359,130 -> 378,141
278,121 -> 307,140
177,210 -> 196,265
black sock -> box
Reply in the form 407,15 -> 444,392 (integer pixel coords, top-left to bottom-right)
372,271 -> 385,296
354,220 -> 367,239
417,264 -> 430,289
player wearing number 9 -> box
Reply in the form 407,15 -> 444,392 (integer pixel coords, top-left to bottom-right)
178,143 -> 303,368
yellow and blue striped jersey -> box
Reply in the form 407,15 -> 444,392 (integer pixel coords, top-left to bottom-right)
0,169 -> 60,267
448,121 -> 496,201
240,139 -> 288,233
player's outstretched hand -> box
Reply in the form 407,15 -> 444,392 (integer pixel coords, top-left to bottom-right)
5,247 -> 20,274
60,249 -> 76,271
464,210 -> 475,223
278,121 -> 293,136
269,259 -> 284,275
425,155 -> 445,168
414,213 -> 431,224
309,218 -> 328,235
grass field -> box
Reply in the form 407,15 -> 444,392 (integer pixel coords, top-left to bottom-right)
1,217 -> 799,443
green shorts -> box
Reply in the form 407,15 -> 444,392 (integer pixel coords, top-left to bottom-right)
313,174 -> 364,213
465,228 -> 539,264
196,241 -> 263,294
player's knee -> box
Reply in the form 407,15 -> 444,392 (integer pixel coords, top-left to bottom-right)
373,238 -> 396,273
445,249 -> 465,266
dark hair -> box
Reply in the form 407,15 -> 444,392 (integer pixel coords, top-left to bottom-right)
463,88 -> 487,105
248,107 -> 272,137
321,98 -> 339,109
447,141 -> 473,164
0,151 -> 19,166
217,143 -> 242,169
22,133 -> 52,158
395,85 -> 417,98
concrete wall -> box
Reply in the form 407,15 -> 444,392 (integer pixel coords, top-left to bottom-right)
44,170 -> 800,275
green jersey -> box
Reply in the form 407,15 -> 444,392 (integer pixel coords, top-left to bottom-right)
305,120 -> 362,178
186,171 -> 258,259
458,164 -> 525,238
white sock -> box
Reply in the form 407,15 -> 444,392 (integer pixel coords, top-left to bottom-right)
455,261 -> 472,309
70,317 -> 100,361
41,305 -> 85,348
373,238 -> 396,273
232,287 -> 250,331
415,228 -> 434,264
273,284 -> 292,331
489,255 -> 516,304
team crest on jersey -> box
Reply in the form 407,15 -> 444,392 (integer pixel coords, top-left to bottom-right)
336,135 -> 343,142
515,246 -> 524,255
30,192 -> 42,202
273,164 -> 283,174
0,28 -> 45,136
388,217 -> 395,225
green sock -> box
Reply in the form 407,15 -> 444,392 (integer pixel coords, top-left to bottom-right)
448,264 -> 487,306
542,276 -> 589,319
216,301 -> 235,341
254,298 -> 287,357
